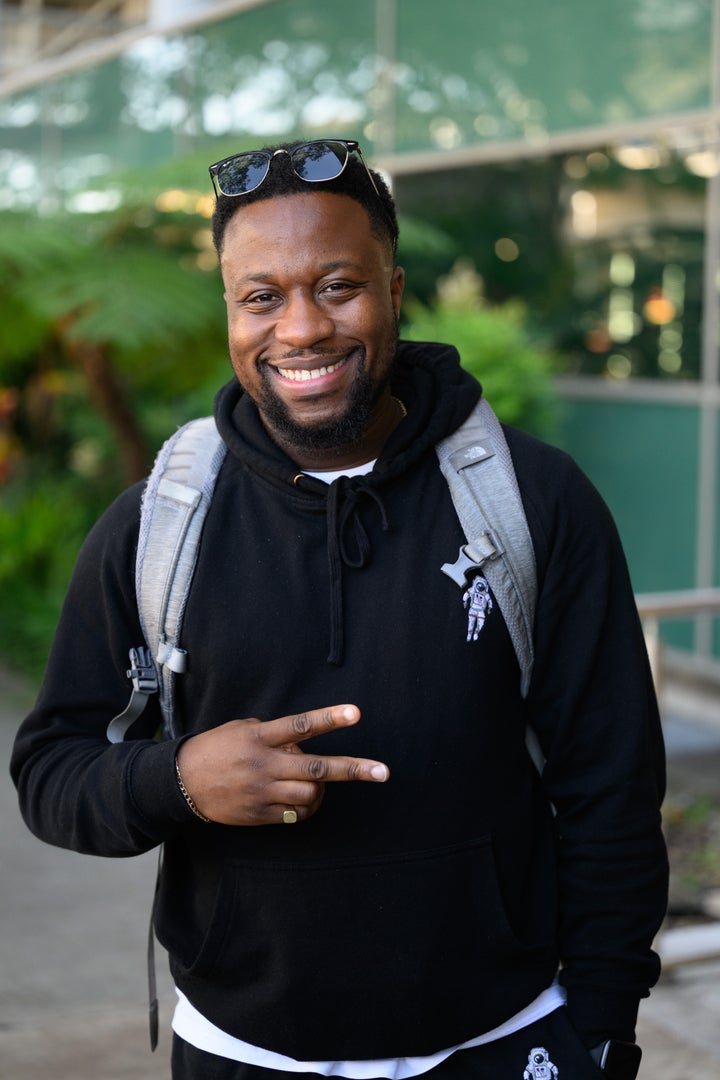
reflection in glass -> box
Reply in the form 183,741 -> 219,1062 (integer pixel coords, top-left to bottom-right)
395,143 -> 705,380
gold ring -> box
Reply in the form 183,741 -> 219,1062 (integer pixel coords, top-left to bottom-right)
282,808 -> 298,824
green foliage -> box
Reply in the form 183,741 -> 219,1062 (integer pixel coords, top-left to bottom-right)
0,472 -> 108,677
396,213 -> 459,304
0,165 -> 229,678
0,195 -> 229,445
402,260 -> 559,436
15,243 -> 218,353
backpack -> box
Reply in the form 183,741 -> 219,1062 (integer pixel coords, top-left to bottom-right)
107,396 -> 537,745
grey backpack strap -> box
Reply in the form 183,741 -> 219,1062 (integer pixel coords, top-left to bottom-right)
436,397 -> 536,698
107,416 -> 227,742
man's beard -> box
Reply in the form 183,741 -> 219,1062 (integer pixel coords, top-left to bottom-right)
250,338 -> 397,456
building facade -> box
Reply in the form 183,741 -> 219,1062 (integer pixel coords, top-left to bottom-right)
1,0 -> 718,672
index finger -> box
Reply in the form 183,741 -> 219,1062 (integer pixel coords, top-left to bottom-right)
261,704 -> 361,748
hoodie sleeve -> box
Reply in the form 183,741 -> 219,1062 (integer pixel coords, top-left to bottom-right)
9,485 -> 202,857
515,432 -> 668,1048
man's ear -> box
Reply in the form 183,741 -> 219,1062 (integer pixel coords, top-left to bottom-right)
391,265 -> 405,321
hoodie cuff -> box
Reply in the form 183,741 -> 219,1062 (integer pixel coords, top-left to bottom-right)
127,736 -> 204,829
564,988 -> 640,1048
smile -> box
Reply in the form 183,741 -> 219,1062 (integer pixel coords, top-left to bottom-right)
275,357 -> 348,383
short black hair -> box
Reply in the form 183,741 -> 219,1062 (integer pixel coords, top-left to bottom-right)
210,140 -> 399,259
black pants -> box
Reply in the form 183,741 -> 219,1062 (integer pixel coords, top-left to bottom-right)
171,1007 -> 605,1079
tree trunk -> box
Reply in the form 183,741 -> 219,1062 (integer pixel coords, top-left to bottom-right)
74,343 -> 150,485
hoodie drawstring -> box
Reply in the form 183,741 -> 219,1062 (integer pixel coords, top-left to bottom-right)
325,478 -> 389,665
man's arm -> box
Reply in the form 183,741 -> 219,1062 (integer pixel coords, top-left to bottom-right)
10,489 -> 387,855
522,446 -> 668,1049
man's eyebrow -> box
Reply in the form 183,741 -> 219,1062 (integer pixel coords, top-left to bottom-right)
233,273 -> 276,285
230,260 -> 367,287
316,260 -> 367,274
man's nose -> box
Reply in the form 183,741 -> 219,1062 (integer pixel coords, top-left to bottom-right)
274,294 -> 334,347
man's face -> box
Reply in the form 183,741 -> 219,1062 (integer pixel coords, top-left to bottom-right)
219,192 -> 404,457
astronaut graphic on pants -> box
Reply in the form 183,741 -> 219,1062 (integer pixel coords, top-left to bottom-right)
523,1046 -> 559,1079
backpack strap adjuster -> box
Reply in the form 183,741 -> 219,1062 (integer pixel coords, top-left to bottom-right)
106,646 -> 159,743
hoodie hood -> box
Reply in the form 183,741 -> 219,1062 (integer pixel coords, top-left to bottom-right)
213,340 -> 482,664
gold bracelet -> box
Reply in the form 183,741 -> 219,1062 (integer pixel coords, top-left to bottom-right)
175,758 -> 212,823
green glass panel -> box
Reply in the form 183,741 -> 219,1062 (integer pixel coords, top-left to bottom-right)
394,0 -> 714,153
555,398 -> 699,591
0,0 -> 378,208
0,0 -> 716,204
555,395 -> 711,661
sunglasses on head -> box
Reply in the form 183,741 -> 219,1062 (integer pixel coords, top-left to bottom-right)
208,138 -> 380,199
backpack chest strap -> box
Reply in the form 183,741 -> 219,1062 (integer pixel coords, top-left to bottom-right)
436,398 -> 536,698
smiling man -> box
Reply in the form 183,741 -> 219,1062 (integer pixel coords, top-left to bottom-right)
11,139 -> 667,1080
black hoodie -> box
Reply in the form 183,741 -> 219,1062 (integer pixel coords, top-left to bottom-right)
11,341 -> 667,1061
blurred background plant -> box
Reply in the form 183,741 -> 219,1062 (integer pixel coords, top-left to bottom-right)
0,159 -> 230,676
0,165 -> 557,678
401,256 -> 559,435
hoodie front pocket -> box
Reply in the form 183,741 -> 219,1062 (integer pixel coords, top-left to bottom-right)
173,835 -> 556,1060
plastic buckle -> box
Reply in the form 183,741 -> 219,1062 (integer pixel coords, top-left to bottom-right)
126,646 -> 159,696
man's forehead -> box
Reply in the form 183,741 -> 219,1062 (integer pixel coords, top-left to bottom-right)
220,191 -> 389,267
225,190 -> 372,233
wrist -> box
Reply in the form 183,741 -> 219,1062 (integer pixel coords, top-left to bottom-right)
175,755 -> 212,823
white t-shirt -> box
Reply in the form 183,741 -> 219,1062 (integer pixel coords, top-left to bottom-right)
172,982 -> 566,1077
303,460 -> 377,483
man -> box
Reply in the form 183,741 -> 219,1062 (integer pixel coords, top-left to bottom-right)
11,138 -> 668,1080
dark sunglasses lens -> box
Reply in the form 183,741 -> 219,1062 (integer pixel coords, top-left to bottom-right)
215,152 -> 270,195
291,141 -> 347,182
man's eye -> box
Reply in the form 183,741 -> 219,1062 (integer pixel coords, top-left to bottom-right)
323,281 -> 359,295
246,292 -> 278,305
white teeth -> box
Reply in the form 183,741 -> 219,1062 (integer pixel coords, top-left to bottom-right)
277,358 -> 346,382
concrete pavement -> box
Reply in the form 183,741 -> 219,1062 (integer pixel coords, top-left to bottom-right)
2,666 -> 720,1079
1,668 -> 174,1079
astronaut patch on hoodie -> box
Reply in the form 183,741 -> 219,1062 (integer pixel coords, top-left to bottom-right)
462,573 -> 494,643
